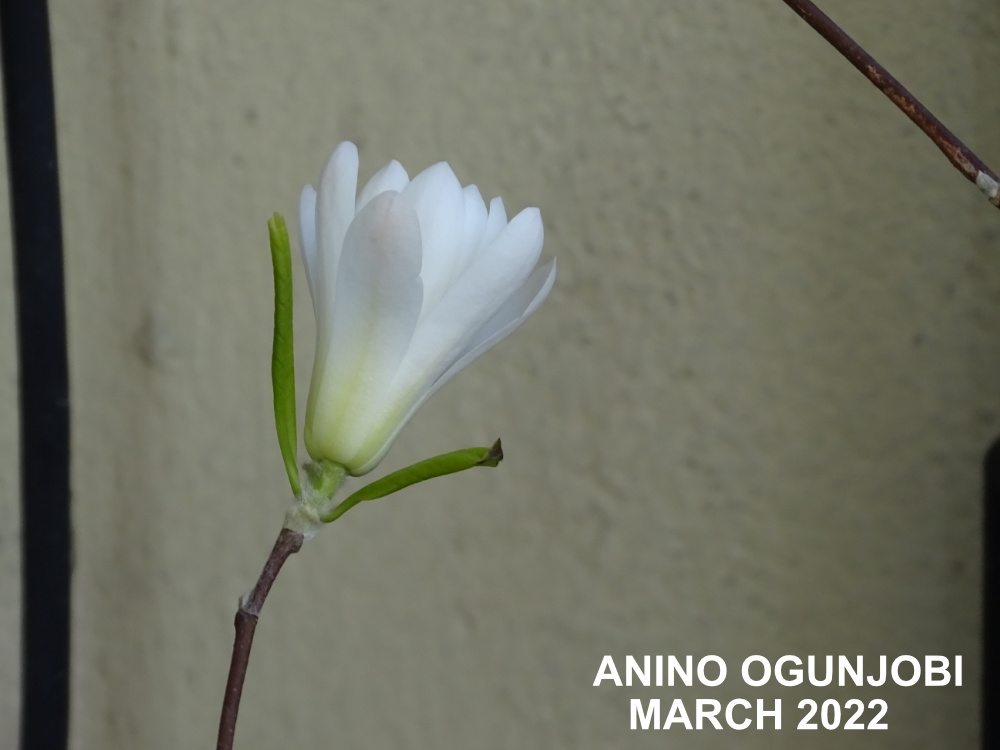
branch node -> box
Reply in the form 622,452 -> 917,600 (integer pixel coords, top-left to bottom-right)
976,171 -> 1000,200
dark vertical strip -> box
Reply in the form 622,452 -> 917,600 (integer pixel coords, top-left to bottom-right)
0,2 -> 71,749
986,441 -> 1000,749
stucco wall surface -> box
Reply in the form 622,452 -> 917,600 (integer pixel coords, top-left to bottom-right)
2,0 -> 999,748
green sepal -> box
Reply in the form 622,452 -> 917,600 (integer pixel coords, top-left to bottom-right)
269,213 -> 300,497
320,439 -> 504,523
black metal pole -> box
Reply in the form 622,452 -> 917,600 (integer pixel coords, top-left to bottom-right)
0,2 -> 71,749
985,440 -> 1000,749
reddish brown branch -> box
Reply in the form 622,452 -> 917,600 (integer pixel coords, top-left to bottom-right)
780,0 -> 1000,208
216,527 -> 304,750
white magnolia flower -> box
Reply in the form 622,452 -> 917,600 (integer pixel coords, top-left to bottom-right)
298,142 -> 556,476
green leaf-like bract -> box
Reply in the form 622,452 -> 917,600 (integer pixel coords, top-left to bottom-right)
320,439 -> 504,523
269,213 -> 300,496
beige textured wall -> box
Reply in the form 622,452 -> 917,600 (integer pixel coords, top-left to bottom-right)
1,0 -> 998,747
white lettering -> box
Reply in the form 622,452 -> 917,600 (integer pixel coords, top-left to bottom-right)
757,698 -> 781,730
924,656 -> 950,686
839,656 -> 863,686
808,655 -> 832,686
866,655 -> 886,686
726,699 -> 752,730
663,698 -> 693,730
631,698 -> 659,730
667,655 -> 693,687
696,699 -> 723,730
625,655 -> 651,687
775,655 -> 803,686
698,655 -> 727,686
742,655 -> 771,687
593,655 -> 622,686
892,655 -> 920,686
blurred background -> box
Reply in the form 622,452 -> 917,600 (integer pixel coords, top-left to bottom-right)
1,0 -> 998,747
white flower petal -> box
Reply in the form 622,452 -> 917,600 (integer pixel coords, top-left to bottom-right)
305,191 -> 424,468
386,206 -> 544,406
432,258 -> 556,395
352,259 -> 556,476
315,142 -> 359,318
480,196 -> 507,251
298,184 -> 320,315
356,159 -> 410,213
458,184 -> 488,277
401,162 -> 466,317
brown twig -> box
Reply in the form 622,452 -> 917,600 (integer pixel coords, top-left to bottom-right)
216,527 -> 304,750
780,0 -> 1000,209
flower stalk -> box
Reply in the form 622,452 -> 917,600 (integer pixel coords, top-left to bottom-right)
216,528 -> 304,750
779,0 -> 1000,208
